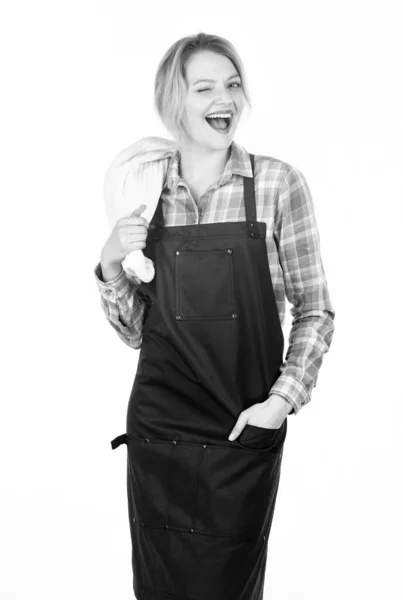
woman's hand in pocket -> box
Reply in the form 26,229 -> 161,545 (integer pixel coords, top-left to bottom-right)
228,394 -> 293,441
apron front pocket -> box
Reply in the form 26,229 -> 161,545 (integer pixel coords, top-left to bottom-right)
127,437 -> 204,530
175,248 -> 237,320
125,430 -> 286,541
194,444 -> 282,539
237,419 -> 287,451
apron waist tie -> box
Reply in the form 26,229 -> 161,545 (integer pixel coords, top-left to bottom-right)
111,433 -> 128,450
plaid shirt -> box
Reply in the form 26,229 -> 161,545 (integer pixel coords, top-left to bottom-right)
94,140 -> 336,415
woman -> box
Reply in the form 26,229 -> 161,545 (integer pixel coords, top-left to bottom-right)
94,32 -> 335,600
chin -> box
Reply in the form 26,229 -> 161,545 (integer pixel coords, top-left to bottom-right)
185,128 -> 235,150
205,132 -> 235,149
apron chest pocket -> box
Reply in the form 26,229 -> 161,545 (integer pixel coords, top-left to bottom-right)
175,248 -> 237,321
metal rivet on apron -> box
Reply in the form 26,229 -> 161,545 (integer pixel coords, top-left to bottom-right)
202,444 -> 207,448
172,440 -> 177,444
176,316 -> 181,320
227,249 -> 232,254
176,251 -> 180,255
164,524 -> 169,529
232,314 -> 237,319
145,438 -> 150,443
189,528 -> 194,533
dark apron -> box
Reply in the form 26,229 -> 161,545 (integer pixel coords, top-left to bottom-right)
111,153 -> 288,600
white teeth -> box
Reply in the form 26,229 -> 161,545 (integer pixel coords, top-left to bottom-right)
205,112 -> 233,119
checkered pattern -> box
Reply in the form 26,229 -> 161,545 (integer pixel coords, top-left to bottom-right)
94,140 -> 336,415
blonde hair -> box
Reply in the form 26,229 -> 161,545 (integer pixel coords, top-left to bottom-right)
154,32 -> 252,143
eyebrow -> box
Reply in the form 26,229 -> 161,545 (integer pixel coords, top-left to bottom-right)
192,74 -> 241,86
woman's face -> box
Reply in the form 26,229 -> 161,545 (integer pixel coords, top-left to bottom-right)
180,50 -> 246,150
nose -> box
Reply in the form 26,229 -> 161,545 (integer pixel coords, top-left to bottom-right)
213,85 -> 235,105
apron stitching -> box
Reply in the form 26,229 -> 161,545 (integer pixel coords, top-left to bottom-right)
228,249 -> 237,315
134,519 -> 255,542
174,251 -> 180,316
126,435 -> 283,455
254,241 -> 272,394
189,445 -> 205,531
163,442 -> 176,527
174,248 -> 238,321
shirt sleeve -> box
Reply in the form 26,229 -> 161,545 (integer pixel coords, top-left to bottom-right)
269,165 -> 336,415
94,261 -> 146,349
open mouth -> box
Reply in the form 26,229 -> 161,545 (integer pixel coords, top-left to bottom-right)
205,114 -> 233,134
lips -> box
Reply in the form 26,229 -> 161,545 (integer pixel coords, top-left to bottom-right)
204,112 -> 234,134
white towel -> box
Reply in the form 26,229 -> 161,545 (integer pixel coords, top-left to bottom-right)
103,136 -> 177,282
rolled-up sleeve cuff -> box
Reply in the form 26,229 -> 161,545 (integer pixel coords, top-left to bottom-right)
94,261 -> 132,301
269,376 -> 311,416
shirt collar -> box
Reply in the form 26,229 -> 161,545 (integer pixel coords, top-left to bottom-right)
163,140 -> 253,191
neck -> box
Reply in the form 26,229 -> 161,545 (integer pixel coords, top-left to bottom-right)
177,142 -> 232,184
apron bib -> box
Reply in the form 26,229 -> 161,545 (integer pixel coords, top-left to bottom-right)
111,153 -> 288,600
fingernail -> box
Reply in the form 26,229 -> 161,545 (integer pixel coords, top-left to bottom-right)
228,434 -> 234,441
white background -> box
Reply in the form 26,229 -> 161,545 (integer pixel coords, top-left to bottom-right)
1,1 -> 402,598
